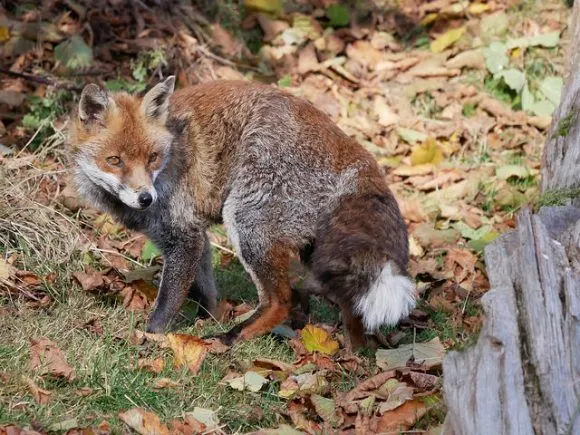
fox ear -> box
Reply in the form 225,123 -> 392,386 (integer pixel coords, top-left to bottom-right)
78,84 -> 110,125
141,75 -> 175,124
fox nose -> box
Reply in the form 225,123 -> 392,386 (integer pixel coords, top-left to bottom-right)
138,192 -> 153,208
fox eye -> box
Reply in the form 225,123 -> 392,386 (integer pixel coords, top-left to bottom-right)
148,152 -> 159,164
106,156 -> 122,167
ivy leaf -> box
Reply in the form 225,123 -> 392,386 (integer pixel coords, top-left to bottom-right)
506,31 -> 560,49
495,69 -> 526,92
539,76 -> 563,106
483,42 -> 508,74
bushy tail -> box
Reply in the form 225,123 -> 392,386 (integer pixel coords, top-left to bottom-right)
311,190 -> 416,331
354,261 -> 416,331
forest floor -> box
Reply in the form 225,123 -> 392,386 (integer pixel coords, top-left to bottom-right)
0,0 -> 572,433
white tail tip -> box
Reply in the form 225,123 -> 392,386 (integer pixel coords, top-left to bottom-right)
354,261 -> 416,331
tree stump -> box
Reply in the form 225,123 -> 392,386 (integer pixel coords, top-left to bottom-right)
443,207 -> 580,435
443,2 -> 580,434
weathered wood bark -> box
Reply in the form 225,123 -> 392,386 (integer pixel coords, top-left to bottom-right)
541,2 -> 580,196
443,3 -> 580,434
443,207 -> 580,435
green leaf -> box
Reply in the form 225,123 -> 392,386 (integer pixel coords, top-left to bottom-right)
483,42 -> 508,74
277,74 -> 291,87
469,230 -> 500,252
529,98 -> 556,117
522,84 -> 535,112
506,31 -> 560,49
495,69 -> 526,92
452,221 -> 494,241
54,36 -> 92,70
522,83 -> 558,116
141,240 -> 161,261
326,4 -> 350,28
539,76 -> 563,106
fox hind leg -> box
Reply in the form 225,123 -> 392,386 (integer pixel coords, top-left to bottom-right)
217,242 -> 293,345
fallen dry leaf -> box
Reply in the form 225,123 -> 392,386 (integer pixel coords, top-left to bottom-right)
373,399 -> 428,432
153,378 -> 180,390
25,376 -> 52,404
300,325 -> 339,356
252,358 -> 295,374
286,401 -> 322,434
167,333 -> 207,374
204,337 -> 231,354
376,337 -> 445,371
119,408 -> 169,435
376,378 -> 414,413
343,371 -> 397,403
29,337 -> 75,381
75,387 -> 94,397
225,371 -> 269,392
120,285 -> 150,312
137,358 -> 164,374
128,330 -> 170,348
72,268 -> 106,292
311,394 -> 342,427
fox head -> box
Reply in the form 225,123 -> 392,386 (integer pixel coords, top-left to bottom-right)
71,76 -> 175,210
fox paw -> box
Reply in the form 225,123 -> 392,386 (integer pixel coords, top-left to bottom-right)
203,331 -> 239,346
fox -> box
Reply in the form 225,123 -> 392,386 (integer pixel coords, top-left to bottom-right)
69,76 -> 415,349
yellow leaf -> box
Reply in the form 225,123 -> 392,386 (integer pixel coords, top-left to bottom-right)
244,0 -> 283,15
430,26 -> 466,53
410,138 -> 444,166
468,3 -> 490,15
511,47 -> 522,59
300,325 -> 339,355
0,27 -> 9,42
167,333 -> 207,374
420,13 -> 438,26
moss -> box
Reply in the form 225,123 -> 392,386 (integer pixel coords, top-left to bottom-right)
555,109 -> 577,138
536,187 -> 580,209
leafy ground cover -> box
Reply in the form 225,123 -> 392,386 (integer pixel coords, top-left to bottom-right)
0,0 -> 571,433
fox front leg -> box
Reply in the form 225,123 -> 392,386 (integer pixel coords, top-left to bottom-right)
187,235 -> 218,318
146,233 -> 204,333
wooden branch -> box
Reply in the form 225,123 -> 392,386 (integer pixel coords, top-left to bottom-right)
443,206 -> 580,435
0,69 -> 83,91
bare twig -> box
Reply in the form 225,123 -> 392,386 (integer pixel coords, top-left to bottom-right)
0,69 -> 83,91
